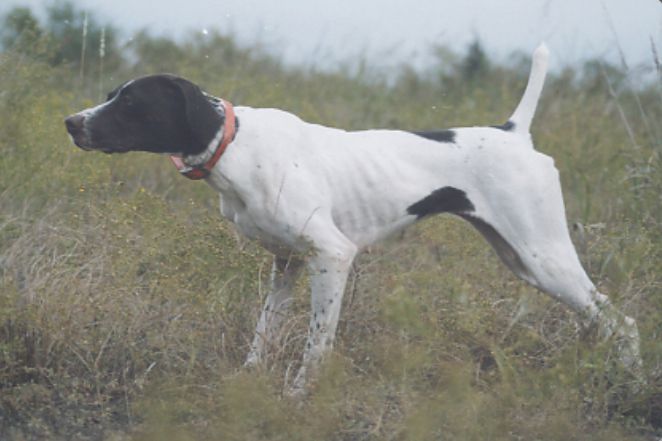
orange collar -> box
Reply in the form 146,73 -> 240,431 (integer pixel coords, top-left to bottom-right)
169,99 -> 236,180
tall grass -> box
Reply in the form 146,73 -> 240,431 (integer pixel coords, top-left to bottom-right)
0,19 -> 660,441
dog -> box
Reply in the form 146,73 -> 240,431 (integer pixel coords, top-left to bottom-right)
65,44 -> 641,393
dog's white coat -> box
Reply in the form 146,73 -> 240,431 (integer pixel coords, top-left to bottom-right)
187,44 -> 640,390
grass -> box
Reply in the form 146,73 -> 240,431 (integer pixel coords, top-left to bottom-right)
0,22 -> 661,441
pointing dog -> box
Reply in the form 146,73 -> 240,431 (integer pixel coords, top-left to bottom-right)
66,44 -> 641,393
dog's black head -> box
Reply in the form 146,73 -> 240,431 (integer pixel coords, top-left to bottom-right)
65,74 -> 223,155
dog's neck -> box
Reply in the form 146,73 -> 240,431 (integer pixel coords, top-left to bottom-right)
182,93 -> 236,167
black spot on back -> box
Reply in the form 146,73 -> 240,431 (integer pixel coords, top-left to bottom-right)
491,120 -> 515,131
412,129 -> 456,143
407,186 -> 475,219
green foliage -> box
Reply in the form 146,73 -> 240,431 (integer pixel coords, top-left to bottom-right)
1,1 -> 123,90
0,7 -> 43,55
0,4 -> 661,441
460,39 -> 490,82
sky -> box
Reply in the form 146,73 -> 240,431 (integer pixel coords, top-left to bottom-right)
3,0 -> 661,73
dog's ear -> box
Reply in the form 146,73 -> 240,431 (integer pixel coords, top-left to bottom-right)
172,77 -> 223,155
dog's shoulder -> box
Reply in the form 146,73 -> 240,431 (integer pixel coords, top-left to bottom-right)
236,106 -> 307,130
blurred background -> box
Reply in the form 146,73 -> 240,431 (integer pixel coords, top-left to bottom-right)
3,0 -> 661,71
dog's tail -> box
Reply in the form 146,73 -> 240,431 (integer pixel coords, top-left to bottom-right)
506,43 -> 549,134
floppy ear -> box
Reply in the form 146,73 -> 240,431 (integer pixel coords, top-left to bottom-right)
172,78 -> 223,155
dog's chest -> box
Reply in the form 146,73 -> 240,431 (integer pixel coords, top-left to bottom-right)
217,192 -> 257,236
217,192 -> 298,255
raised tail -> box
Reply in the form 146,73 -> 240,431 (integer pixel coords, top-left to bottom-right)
506,43 -> 549,134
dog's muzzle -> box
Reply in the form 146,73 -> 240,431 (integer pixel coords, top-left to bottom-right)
65,114 -> 92,150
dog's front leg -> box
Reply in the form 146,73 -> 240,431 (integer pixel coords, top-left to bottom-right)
290,244 -> 357,394
245,256 -> 304,368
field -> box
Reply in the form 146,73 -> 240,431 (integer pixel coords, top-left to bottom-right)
0,5 -> 661,440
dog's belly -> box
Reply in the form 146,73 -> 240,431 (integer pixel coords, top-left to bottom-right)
320,130 -> 466,248
331,198 -> 417,248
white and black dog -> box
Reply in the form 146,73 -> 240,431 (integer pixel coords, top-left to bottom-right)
65,44 -> 641,392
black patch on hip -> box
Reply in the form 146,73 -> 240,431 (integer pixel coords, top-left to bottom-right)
407,186 -> 475,219
491,120 -> 515,131
412,129 -> 456,143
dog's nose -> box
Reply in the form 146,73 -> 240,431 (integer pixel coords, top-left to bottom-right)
65,114 -> 85,134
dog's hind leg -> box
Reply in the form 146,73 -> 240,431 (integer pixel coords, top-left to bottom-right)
462,159 -> 642,374
464,213 -> 641,373
245,256 -> 304,368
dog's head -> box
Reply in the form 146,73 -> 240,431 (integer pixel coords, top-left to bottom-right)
65,74 -> 222,155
